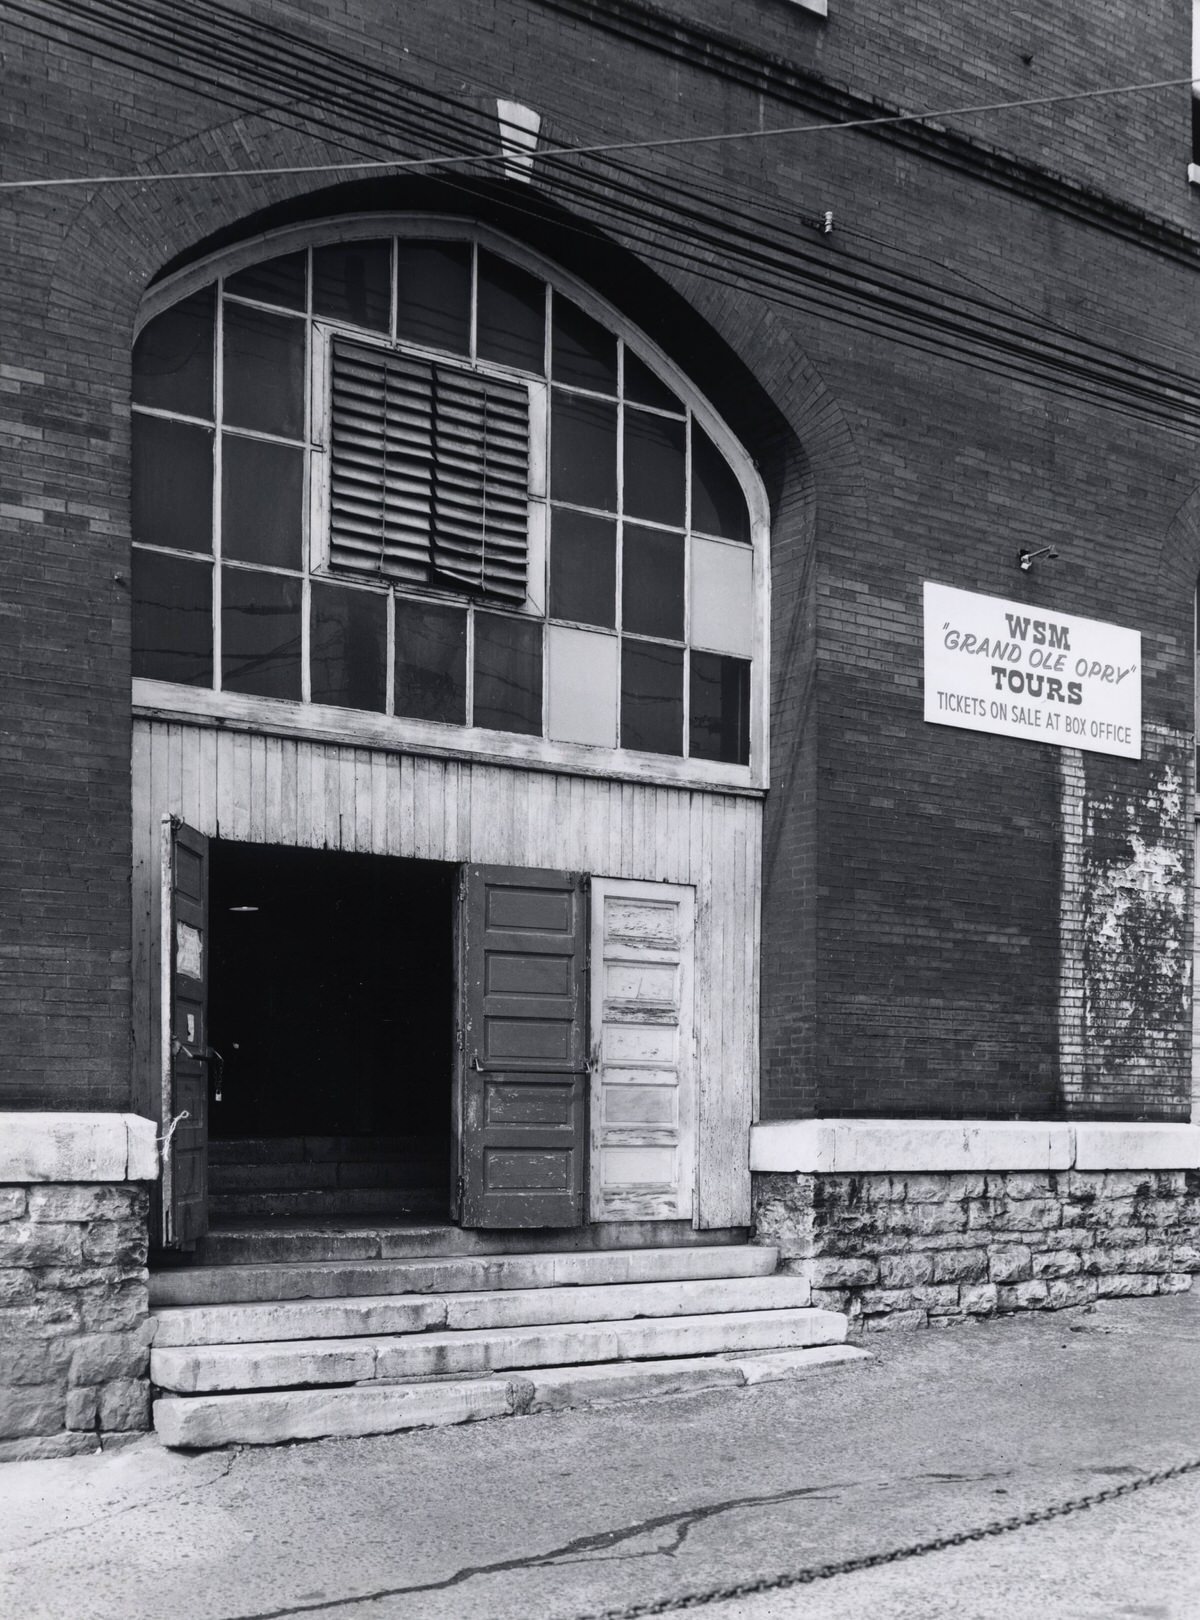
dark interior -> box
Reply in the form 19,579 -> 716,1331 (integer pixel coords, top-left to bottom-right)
208,841 -> 455,1150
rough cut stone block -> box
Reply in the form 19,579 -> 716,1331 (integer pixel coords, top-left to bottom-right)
0,1190 -> 26,1221
1,1223 -> 84,1267
1098,1273 -> 1160,1298
1032,1250 -> 1082,1279
991,1199 -> 1062,1232
864,1309 -> 927,1332
70,1326 -> 153,1386
79,1281 -> 149,1333
0,1432 -> 99,1463
895,1204 -> 968,1237
27,1185 -> 135,1223
961,1284 -> 999,1314
997,1280 -> 1048,1312
1171,1246 -> 1200,1270
931,1248 -> 987,1284
0,1337 -> 72,1385
988,1245 -> 1032,1283
808,1257 -> 878,1289
99,1377 -> 151,1432
66,1385 -> 100,1431
1002,1173 -> 1054,1200
0,1269 -> 35,1304
878,1253 -> 935,1288
1045,1277 -> 1097,1310
1159,1274 -> 1193,1294
0,1384 -> 67,1440
81,1222 -> 149,1268
0,1297 -> 79,1337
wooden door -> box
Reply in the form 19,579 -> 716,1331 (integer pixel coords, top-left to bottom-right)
159,816 -> 210,1247
457,865 -> 587,1228
589,878 -> 696,1222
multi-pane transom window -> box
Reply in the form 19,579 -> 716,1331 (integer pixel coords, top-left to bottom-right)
131,227 -> 762,770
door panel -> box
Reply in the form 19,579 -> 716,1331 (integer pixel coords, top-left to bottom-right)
159,816 -> 210,1247
458,865 -> 586,1228
589,878 -> 695,1222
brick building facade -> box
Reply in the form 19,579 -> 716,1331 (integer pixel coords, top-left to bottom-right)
3,0 -> 1200,1455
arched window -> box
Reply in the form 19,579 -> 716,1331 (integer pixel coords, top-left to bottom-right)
131,221 -> 767,779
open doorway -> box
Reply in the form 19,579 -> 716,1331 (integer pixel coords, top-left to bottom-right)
207,842 -> 456,1222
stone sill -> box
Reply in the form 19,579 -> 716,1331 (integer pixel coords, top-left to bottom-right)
750,1119 -> 1200,1174
0,1114 -> 158,1183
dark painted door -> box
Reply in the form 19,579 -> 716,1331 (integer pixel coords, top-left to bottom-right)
159,816 -> 210,1247
458,865 -> 587,1228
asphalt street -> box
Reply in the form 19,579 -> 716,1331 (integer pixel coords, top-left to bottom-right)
2,1289 -> 1199,1620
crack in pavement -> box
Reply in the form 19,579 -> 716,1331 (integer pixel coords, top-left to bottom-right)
4,1452 -> 237,1556
212,1479 -> 850,1620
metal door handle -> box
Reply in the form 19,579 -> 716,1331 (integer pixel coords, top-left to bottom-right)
470,1054 -> 484,1072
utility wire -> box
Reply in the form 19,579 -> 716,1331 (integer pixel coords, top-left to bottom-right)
3,68 -> 1199,190
10,2 -> 1200,430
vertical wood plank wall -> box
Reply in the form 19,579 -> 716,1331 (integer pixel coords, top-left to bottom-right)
131,719 -> 762,1228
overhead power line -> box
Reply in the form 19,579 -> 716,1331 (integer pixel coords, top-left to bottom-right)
2,71 -> 1198,190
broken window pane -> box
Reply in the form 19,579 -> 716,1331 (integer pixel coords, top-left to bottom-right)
221,567 -> 303,700
310,582 -> 387,712
225,252 -> 307,312
394,597 -> 467,724
221,435 -> 303,569
549,508 -> 616,628
133,289 -> 215,419
223,305 -> 306,439
691,424 -> 750,542
551,392 -> 617,511
621,639 -> 683,756
312,239 -> 392,333
622,524 -> 684,641
396,241 -> 471,355
131,549 -> 212,686
690,651 -> 750,764
552,296 -> 617,393
477,251 -> 545,373
131,415 -> 213,554
623,408 -> 686,527
474,611 -> 543,735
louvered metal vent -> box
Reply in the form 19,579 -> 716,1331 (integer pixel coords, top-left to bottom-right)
328,337 -> 530,603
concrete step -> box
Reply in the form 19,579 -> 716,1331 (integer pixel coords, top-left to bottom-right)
209,1187 -> 447,1220
154,1344 -> 869,1448
152,1274 -> 814,1346
152,1306 -> 848,1393
150,1243 -> 779,1308
164,1218 -> 751,1271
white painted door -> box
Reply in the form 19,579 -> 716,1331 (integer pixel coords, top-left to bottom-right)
589,878 -> 695,1222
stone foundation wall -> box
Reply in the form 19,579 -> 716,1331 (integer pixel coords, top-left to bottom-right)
753,1169 -> 1200,1331
0,1184 -> 152,1460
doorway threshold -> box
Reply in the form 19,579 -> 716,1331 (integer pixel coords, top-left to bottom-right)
155,1219 -> 750,1269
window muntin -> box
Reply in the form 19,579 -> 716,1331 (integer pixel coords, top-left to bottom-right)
132,228 -> 761,774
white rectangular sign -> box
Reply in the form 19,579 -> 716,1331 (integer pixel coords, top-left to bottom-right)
923,582 -> 1141,759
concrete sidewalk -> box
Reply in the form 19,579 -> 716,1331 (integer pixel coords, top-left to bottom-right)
3,1291 -> 1200,1620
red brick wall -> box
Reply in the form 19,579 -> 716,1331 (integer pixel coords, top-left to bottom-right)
2,0 -> 1197,1121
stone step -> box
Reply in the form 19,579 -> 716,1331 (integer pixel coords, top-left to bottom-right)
154,1344 -> 869,1448
209,1187 -> 447,1220
151,1306 -> 847,1393
152,1274 -> 814,1346
150,1243 -> 778,1308
209,1159 -> 447,1193
208,1135 -> 440,1166
173,1218 -> 750,1270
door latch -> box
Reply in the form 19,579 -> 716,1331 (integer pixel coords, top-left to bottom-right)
470,1053 -> 484,1072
